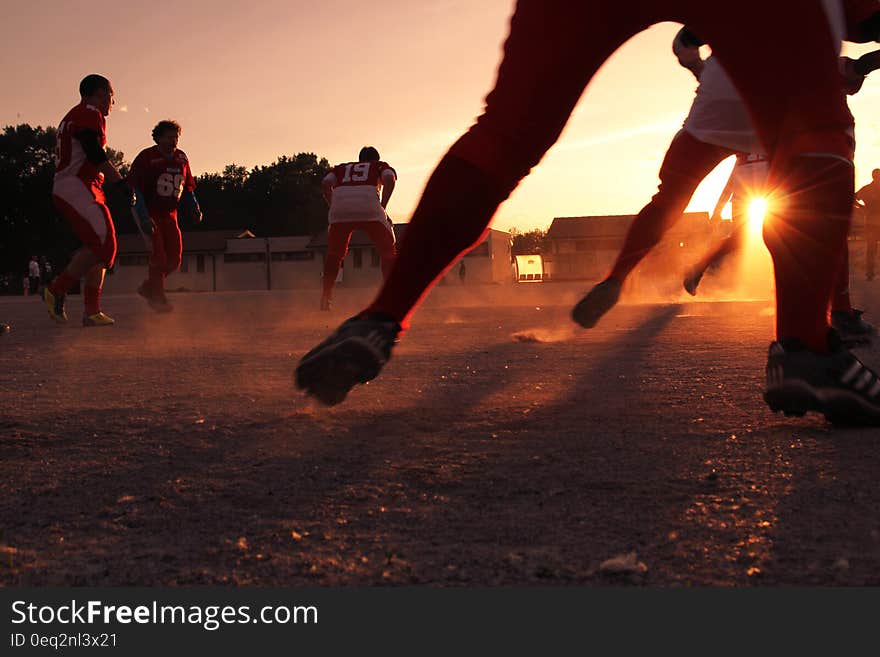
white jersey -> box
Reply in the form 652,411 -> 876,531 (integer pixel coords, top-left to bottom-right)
682,57 -> 763,155
683,0 -> 847,157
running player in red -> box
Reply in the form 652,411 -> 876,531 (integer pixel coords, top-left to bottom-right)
44,74 -> 137,326
319,146 -> 396,310
575,6 -> 880,326
298,0 -> 880,425
128,120 -> 201,313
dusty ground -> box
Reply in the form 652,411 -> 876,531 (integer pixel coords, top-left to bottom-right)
2,277 -> 880,586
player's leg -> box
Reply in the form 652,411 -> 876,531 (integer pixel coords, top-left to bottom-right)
612,131 -> 735,284
82,264 -> 112,326
321,223 -> 353,310
297,0 -> 651,404
687,2 -> 880,422
684,178 -> 751,296
574,130 -> 734,325
866,232 -> 878,280
48,182 -> 115,324
81,203 -> 116,327
365,1 -> 649,325
360,221 -> 397,279
830,242 -> 876,344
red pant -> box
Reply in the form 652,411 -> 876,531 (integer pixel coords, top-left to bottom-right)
145,214 -> 182,294
610,130 -> 737,282
53,179 -> 117,268
322,221 -> 396,298
368,0 -> 854,353
150,214 -> 183,274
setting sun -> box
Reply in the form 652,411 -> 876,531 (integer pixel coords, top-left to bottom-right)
747,197 -> 768,235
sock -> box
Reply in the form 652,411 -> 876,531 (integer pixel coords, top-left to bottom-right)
48,271 -> 77,297
84,285 -> 101,316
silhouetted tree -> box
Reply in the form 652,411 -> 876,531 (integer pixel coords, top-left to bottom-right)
509,227 -> 550,255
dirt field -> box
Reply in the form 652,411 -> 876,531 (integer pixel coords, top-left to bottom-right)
3,278 -> 880,586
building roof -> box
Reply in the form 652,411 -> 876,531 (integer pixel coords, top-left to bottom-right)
116,229 -> 255,255
547,213 -> 710,239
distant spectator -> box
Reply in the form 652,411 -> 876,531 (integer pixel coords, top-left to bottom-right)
856,168 -> 880,281
41,257 -> 53,286
28,256 -> 41,294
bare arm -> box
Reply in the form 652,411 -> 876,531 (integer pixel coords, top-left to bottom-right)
855,49 -> 880,76
321,172 -> 336,206
380,170 -> 396,209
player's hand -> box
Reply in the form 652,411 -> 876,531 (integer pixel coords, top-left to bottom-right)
191,207 -> 203,224
136,209 -> 154,236
114,180 -> 137,207
132,196 -> 154,236
842,56 -> 866,95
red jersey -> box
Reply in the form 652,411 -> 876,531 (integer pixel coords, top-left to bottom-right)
128,146 -> 196,217
54,102 -> 107,188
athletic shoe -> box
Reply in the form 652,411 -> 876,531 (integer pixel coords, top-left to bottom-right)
571,277 -> 622,328
683,264 -> 705,297
137,283 -> 173,313
0,323 -> 10,335
764,332 -> 880,425
83,312 -> 115,327
831,309 -> 876,347
296,313 -> 402,406
42,287 -> 67,324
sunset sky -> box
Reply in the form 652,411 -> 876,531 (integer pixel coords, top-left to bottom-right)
3,0 -> 880,232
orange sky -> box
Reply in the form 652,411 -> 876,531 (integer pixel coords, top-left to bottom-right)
2,0 -> 880,232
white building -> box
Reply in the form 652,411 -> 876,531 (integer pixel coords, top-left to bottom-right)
104,225 -> 513,294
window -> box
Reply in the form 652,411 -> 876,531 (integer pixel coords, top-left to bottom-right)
118,255 -> 149,266
371,248 -> 380,267
197,254 -> 205,273
179,256 -> 189,273
270,251 -> 316,261
223,253 -> 266,263
352,249 -> 362,269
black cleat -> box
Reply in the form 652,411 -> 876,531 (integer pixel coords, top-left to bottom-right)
0,323 -> 10,335
571,277 -> 622,328
830,309 -> 875,347
43,287 -> 67,324
683,264 -> 706,297
137,283 -> 173,313
764,332 -> 880,425
295,313 -> 402,405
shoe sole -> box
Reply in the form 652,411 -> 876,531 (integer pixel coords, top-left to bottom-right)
296,337 -> 384,406
571,287 -> 620,328
765,381 -> 880,426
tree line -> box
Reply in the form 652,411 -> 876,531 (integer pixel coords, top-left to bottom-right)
0,123 -> 331,278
